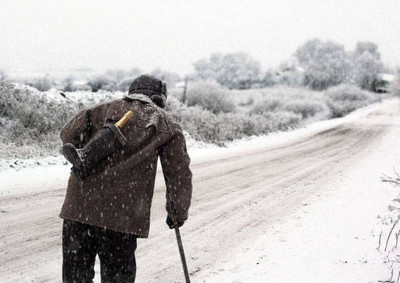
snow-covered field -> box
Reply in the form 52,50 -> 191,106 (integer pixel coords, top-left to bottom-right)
0,98 -> 399,282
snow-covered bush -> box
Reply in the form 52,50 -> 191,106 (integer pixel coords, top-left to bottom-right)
0,81 -> 81,158
0,81 -> 125,159
238,97 -> 254,107
249,92 -> 329,120
87,75 -> 117,92
0,80 -> 383,159
62,76 -> 75,92
0,81 -> 79,146
390,70 -> 400,96
83,68 -> 180,93
326,84 -> 379,117
28,77 -> 53,91
282,99 -> 328,119
250,98 -> 282,114
186,81 -> 236,114
117,77 -> 133,92
150,68 -> 181,87
167,96 -> 301,143
79,69 -> 139,92
0,81 -> 78,134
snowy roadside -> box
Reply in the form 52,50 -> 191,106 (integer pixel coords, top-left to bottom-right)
0,99 -> 396,193
0,82 -> 388,172
0,131 -> 215,172
194,99 -> 400,283
188,98 -> 398,162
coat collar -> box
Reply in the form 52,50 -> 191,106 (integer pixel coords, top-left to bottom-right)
123,93 -> 154,105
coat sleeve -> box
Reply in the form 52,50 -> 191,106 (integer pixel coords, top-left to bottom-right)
158,128 -> 193,222
60,108 -> 93,148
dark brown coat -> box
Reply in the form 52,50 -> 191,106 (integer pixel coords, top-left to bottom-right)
59,94 -> 192,238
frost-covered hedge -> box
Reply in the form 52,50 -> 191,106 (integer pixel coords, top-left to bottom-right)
0,83 -> 74,134
168,96 -> 301,143
326,84 -> 381,117
0,81 -> 118,158
0,82 -> 74,158
250,97 -> 330,120
186,81 -> 236,114
0,80 -> 383,159
248,84 -> 381,120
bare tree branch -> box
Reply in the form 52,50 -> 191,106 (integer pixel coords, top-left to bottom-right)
385,216 -> 400,252
381,168 -> 400,186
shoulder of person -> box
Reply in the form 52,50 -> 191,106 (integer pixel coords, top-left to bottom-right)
153,102 -> 184,137
104,95 -> 185,140
119,94 -> 182,135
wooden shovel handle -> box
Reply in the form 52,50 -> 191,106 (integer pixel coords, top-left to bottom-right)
115,111 -> 134,128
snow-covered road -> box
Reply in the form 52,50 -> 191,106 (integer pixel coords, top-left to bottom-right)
1,99 -> 400,282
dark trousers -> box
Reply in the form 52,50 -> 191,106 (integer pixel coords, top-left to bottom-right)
62,219 -> 137,283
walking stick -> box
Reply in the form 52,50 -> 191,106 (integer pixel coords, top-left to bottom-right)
168,200 -> 191,283
174,223 -> 191,283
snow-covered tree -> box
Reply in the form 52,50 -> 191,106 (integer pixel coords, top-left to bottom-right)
295,39 -> 350,90
260,70 -> 275,87
116,68 -> 143,91
62,76 -> 75,92
30,76 -> 53,92
105,69 -> 127,84
193,52 -> 261,89
127,68 -> 142,78
87,75 -> 117,92
295,39 -> 321,67
351,42 -> 383,90
150,68 -> 181,87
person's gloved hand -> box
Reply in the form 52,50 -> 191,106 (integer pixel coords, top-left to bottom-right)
166,215 -> 184,229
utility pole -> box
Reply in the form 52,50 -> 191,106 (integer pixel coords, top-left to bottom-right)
182,77 -> 188,104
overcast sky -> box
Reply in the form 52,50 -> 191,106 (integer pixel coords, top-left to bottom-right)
1,0 -> 399,77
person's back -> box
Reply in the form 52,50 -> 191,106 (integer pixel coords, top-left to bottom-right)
60,75 -> 192,282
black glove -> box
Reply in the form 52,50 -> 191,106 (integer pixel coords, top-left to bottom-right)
166,215 -> 184,229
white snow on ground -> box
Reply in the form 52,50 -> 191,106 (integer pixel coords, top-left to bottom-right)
201,147 -> 399,282
0,156 -> 67,171
12,83 -> 125,105
0,131 -> 211,171
1,99 -> 399,282
194,99 -> 400,283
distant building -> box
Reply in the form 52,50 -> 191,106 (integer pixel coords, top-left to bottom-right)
374,73 -> 395,93
272,62 -> 305,86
